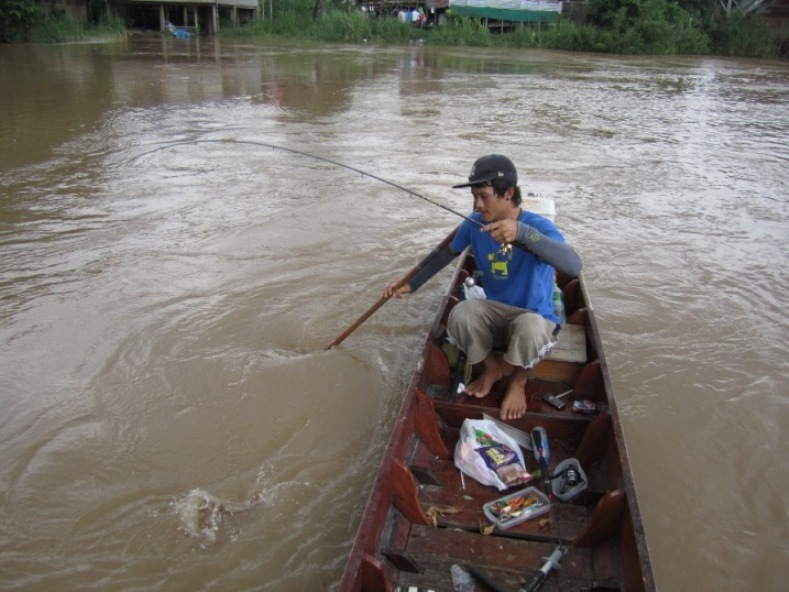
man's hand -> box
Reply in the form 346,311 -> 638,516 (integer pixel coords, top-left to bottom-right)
383,282 -> 413,299
481,219 -> 518,245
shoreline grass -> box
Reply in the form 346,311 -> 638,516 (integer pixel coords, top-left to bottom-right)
27,13 -> 127,44
223,6 -> 786,59
4,1 -> 786,58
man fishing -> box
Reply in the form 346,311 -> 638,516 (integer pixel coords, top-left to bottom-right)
384,154 -> 582,420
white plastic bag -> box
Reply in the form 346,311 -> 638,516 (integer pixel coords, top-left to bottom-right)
454,418 -> 532,491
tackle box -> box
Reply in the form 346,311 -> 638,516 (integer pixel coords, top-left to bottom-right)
482,486 -> 550,530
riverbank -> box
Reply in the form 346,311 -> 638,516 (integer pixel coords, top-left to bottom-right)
2,1 -> 786,58
0,10 -> 126,44
219,3 -> 787,58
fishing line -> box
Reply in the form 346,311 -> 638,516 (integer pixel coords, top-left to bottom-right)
123,139 -> 484,228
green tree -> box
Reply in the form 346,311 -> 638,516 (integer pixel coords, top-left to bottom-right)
590,0 -> 642,29
588,0 -> 709,53
0,0 -> 42,42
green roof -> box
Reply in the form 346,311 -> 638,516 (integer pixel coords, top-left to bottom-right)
449,0 -> 562,23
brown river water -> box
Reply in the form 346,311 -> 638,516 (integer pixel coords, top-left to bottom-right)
1,35 -> 787,591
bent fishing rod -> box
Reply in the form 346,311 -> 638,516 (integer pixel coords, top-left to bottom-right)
124,138 -> 484,229
125,139 -> 529,348
125,139 -> 537,263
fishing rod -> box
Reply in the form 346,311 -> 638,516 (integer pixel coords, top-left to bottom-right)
125,139 -> 531,348
123,139 -> 484,229
124,139 -> 536,263
326,228 -> 457,350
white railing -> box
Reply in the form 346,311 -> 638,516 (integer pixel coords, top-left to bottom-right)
450,0 -> 562,12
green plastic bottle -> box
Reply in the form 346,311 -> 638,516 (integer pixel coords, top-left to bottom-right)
552,283 -> 565,324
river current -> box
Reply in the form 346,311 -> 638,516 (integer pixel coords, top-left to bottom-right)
1,36 -> 787,591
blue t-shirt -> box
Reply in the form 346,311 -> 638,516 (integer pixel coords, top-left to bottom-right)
451,210 -> 564,323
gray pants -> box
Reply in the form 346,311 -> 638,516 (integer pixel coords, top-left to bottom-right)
447,299 -> 557,370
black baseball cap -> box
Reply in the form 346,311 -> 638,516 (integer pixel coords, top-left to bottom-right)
452,154 -> 518,188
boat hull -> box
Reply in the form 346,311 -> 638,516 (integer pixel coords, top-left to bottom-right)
340,250 -> 654,592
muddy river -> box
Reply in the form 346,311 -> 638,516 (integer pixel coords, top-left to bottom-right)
1,35 -> 787,591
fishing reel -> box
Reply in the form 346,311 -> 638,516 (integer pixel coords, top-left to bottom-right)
554,465 -> 586,496
562,467 -> 583,489
549,459 -> 588,501
495,242 -> 514,261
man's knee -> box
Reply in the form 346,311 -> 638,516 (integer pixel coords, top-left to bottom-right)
511,313 -> 555,349
448,300 -> 487,345
511,312 -> 544,334
449,298 -> 487,324
448,300 -> 467,329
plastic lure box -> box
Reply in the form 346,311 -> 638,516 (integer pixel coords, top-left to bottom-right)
482,486 -> 550,530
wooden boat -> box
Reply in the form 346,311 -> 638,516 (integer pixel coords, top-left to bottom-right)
338,242 -> 656,591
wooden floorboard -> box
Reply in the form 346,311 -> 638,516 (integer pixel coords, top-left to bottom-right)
397,525 -> 594,591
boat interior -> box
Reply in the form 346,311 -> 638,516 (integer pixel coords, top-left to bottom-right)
342,253 -> 652,592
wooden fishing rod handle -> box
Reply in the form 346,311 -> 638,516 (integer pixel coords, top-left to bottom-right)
325,295 -> 390,350
325,269 -> 419,350
325,229 -> 457,350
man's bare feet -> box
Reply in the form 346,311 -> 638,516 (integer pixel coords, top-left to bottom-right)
500,368 -> 529,420
464,355 -> 502,398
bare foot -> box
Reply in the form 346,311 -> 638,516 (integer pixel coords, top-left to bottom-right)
464,355 -> 502,398
499,369 -> 528,420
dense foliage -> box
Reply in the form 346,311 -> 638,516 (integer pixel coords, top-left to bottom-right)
0,0 -> 41,42
1,0 -> 786,57
0,0 -> 125,43
231,0 -> 785,57
585,0 -> 711,53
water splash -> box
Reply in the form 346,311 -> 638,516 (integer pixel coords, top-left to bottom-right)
172,488 -> 263,545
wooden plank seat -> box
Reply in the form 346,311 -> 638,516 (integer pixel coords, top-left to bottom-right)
545,322 -> 588,364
